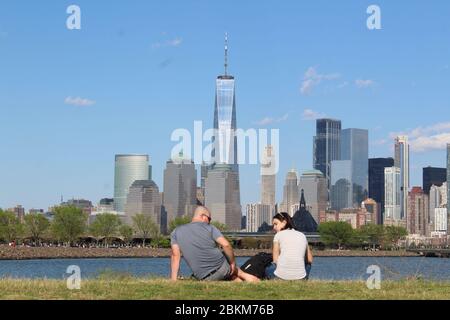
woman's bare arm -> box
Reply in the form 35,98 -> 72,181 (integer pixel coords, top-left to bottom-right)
272,241 -> 280,264
306,245 -> 313,264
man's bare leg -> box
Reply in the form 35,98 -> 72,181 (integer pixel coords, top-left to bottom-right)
236,268 -> 260,282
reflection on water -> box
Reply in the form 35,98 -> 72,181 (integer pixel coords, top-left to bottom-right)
0,257 -> 449,280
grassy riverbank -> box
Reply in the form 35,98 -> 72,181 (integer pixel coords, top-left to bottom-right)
0,245 -> 419,260
0,278 -> 448,300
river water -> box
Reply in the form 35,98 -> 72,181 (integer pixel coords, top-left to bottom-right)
0,257 -> 449,280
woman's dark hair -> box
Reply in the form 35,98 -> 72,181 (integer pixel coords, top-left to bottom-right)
272,212 -> 295,230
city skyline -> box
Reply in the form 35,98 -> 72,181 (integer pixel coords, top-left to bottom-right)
1,1 -> 450,210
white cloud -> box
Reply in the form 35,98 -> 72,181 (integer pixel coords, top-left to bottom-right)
152,37 -> 183,49
302,109 -> 326,121
389,122 -> 450,152
409,133 -> 450,152
355,79 -> 375,88
64,96 -> 96,107
255,113 -> 289,126
300,67 -> 340,95
337,82 -> 349,89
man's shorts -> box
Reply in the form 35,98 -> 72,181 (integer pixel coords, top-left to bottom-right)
201,259 -> 232,281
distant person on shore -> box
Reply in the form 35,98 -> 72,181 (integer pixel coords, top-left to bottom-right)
170,206 -> 258,282
265,212 -> 313,280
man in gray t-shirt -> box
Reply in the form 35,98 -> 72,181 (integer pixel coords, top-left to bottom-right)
170,206 -> 238,281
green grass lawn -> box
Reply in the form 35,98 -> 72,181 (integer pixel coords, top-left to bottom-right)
0,277 -> 449,300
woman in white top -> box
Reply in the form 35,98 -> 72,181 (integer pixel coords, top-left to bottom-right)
267,212 -> 313,280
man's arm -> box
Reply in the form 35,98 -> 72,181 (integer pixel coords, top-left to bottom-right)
170,244 -> 181,281
215,236 -> 237,276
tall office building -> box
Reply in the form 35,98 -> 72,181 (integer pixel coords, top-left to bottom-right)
163,152 -> 197,224
298,170 -> 328,223
423,167 -> 446,195
394,136 -> 410,221
246,204 -> 274,233
330,160 -> 352,210
209,34 -> 241,223
200,162 -> 212,195
330,128 -> 369,210
125,180 -> 162,232
384,167 -> 401,221
205,164 -> 241,230
447,143 -> 450,233
261,145 -> 276,206
408,187 -> 429,236
212,34 -> 239,173
369,158 -> 395,224
429,183 -> 447,208
114,155 -> 150,213
434,208 -> 448,233
429,183 -> 447,232
313,118 -> 342,189
280,169 -> 299,216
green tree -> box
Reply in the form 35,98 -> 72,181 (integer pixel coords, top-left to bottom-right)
51,206 -> 87,246
211,221 -> 228,232
318,221 -> 354,250
168,215 -> 191,233
150,237 -> 171,248
0,209 -> 24,243
24,213 -> 50,245
360,224 -> 385,250
132,214 -> 160,247
385,226 -> 408,249
119,225 -> 134,245
89,213 -> 122,247
349,228 -> 364,248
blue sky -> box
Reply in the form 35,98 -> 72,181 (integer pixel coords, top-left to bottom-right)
1,0 -> 450,211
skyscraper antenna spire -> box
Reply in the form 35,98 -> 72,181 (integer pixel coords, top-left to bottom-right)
224,32 -> 228,76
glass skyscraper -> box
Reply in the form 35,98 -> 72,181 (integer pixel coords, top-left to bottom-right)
313,119 -> 342,189
114,154 -> 150,213
369,157 -> 395,224
210,34 -> 241,219
395,136 -> 410,220
422,166 -> 446,195
330,160 -> 352,210
330,128 -> 368,210
212,34 -> 238,174
342,128 -> 369,204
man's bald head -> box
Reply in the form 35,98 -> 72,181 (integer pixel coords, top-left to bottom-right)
193,206 -> 211,222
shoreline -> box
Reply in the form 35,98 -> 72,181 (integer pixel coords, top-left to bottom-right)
0,246 -> 420,261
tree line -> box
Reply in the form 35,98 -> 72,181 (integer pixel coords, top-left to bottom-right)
318,221 -> 408,250
1,207 -> 408,250
0,206 -> 229,247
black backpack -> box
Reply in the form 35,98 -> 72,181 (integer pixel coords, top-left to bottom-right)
240,253 -> 273,279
